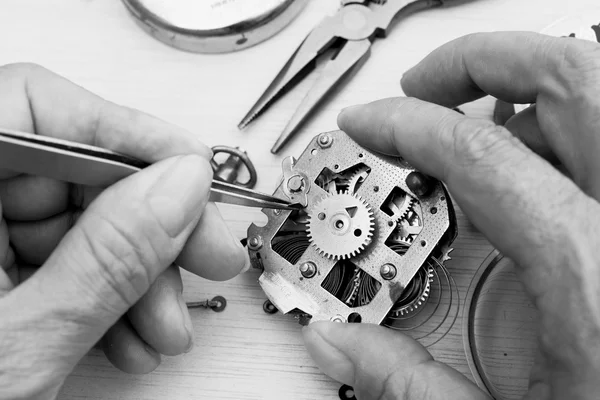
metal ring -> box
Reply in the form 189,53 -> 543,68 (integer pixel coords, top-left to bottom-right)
210,296 -> 227,313
338,384 -> 356,400
462,249 -> 503,399
210,145 -> 258,189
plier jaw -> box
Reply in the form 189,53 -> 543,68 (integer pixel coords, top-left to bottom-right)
238,0 -> 452,154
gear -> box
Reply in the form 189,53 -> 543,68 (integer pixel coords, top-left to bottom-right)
307,192 -> 375,259
390,265 -> 434,317
347,165 -> 370,193
382,189 -> 416,221
391,207 -> 422,244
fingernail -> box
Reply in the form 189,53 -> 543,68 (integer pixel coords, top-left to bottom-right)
340,104 -> 363,117
198,138 -> 214,160
338,105 -> 365,131
231,231 -> 250,274
302,322 -> 355,384
148,155 -> 211,237
239,254 -> 251,274
178,296 -> 195,353
233,234 -> 251,273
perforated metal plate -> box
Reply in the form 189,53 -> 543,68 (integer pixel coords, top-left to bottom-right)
247,130 -> 457,325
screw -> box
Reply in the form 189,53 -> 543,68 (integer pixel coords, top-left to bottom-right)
248,236 -> 263,250
331,315 -> 346,323
273,209 -> 282,216
299,261 -> 317,278
287,175 -> 305,192
318,133 -> 333,148
263,299 -> 278,314
187,295 -> 227,312
380,263 -> 397,280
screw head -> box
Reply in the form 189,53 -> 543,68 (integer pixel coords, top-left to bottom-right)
248,236 -> 263,250
299,261 -> 317,278
317,133 -> 333,148
380,263 -> 397,280
331,315 -> 346,323
287,174 -> 305,192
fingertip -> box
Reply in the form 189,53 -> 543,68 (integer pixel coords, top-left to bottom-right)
301,321 -> 344,353
196,137 -> 213,160
400,67 -> 419,97
303,320 -> 339,338
102,318 -> 161,374
337,104 -> 365,132
301,322 -> 354,385
176,203 -> 249,281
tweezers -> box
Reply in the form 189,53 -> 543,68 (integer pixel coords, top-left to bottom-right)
0,128 -> 301,211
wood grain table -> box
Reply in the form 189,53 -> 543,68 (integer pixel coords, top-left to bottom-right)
1,1 -> 598,399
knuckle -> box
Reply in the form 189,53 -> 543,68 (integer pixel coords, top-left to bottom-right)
442,117 -> 515,169
385,98 -> 429,144
546,37 -> 600,95
0,62 -> 48,81
560,39 -> 600,73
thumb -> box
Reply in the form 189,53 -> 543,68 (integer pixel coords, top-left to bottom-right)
303,321 -> 490,400
0,154 -> 211,393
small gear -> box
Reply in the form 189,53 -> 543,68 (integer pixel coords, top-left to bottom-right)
391,207 -> 422,244
390,265 -> 434,317
384,189 -> 416,221
347,165 -> 370,193
316,170 -> 350,194
307,192 -> 375,259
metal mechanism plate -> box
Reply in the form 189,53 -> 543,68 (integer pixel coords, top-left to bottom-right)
247,130 -> 457,325
122,0 -> 309,53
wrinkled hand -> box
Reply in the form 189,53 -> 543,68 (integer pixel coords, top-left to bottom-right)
303,32 -> 600,400
0,64 -> 249,399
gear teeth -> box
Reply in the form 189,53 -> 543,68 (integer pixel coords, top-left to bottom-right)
397,196 -> 416,221
307,191 -> 375,260
391,265 -> 435,317
347,165 -> 371,194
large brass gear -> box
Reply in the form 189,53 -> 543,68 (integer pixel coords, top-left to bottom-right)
307,192 -> 375,260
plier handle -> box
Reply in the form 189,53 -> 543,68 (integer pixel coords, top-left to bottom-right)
238,0 -> 454,154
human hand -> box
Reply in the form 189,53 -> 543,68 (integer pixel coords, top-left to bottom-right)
0,64 -> 249,399
302,32 -> 600,399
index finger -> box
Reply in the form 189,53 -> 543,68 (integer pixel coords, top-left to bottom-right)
400,31 -> 600,107
0,63 -> 212,161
